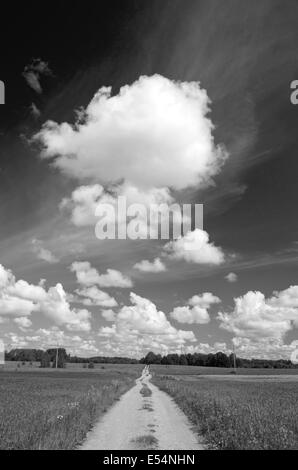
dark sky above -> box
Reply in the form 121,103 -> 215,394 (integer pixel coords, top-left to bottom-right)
0,0 -> 298,358
1,0 -> 298,250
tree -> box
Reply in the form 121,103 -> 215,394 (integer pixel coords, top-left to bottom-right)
214,352 -> 230,368
167,354 -> 180,365
142,352 -> 158,364
88,361 -> 95,369
5,348 -> 43,362
40,352 -> 51,368
179,355 -> 188,366
154,354 -> 162,364
47,348 -> 67,368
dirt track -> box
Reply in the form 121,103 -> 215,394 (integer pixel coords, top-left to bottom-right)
80,366 -> 204,450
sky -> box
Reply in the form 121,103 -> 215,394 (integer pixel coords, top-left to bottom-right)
1,0 -> 298,359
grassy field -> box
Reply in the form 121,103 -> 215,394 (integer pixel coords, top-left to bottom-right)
1,362 -> 297,450
0,364 -> 141,450
151,364 -> 298,376
2,361 -> 139,371
152,365 -> 298,450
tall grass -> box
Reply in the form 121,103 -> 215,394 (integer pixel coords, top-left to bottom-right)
153,376 -> 298,450
0,368 -> 139,449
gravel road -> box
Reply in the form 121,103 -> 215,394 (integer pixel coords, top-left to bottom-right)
80,366 -> 204,450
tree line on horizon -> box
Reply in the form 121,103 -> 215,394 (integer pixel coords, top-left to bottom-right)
4,348 -> 297,369
4,348 -> 138,367
140,351 -> 296,368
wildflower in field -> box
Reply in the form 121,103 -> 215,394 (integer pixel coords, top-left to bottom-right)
57,415 -> 64,420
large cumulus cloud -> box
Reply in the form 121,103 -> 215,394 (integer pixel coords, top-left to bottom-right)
35,74 -> 226,191
98,292 -> 196,356
218,288 -> 298,341
34,74 -> 227,266
0,264 -> 91,331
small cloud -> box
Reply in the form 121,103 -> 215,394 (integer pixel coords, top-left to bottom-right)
31,238 -> 59,264
164,229 -> 225,265
14,317 -> 32,329
23,58 -> 52,94
134,258 -> 166,273
225,272 -> 238,283
170,292 -> 221,325
102,309 -> 116,322
70,261 -> 133,288
75,286 -> 118,308
30,103 -> 41,119
189,292 -> 221,307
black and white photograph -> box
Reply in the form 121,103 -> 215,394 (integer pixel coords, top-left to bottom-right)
0,0 -> 298,458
